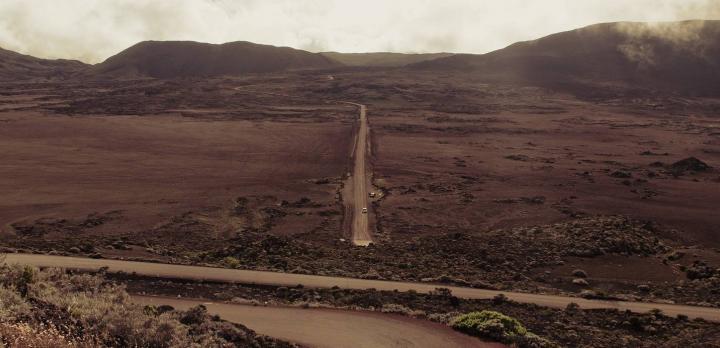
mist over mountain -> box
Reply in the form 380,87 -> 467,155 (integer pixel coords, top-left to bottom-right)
412,20 -> 720,95
3,20 -> 719,92
320,52 -> 455,67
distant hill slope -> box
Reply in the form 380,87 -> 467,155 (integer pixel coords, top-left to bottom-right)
91,41 -> 342,78
0,47 -> 88,81
412,20 -> 720,95
320,52 -> 454,67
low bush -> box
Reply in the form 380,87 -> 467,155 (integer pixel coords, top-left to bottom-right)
451,310 -> 556,348
0,262 -> 295,347
0,286 -> 31,321
0,322 -> 93,348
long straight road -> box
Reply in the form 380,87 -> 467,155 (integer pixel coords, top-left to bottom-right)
6,254 -> 720,321
233,85 -> 373,246
342,102 -> 373,246
134,296 -> 499,348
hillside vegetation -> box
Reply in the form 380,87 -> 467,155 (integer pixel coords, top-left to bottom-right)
0,258 -> 295,347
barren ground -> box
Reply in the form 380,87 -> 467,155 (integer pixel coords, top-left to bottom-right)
2,71 -> 720,306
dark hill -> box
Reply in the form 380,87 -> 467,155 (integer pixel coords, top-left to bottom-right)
411,20 -> 720,95
320,52 -> 454,67
91,41 -> 341,78
0,47 -> 88,81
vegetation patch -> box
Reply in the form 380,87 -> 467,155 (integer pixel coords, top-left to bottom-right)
116,274 -> 720,348
451,310 -> 556,347
0,259 -> 295,348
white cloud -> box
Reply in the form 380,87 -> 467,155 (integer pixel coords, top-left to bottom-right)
0,0 -> 718,63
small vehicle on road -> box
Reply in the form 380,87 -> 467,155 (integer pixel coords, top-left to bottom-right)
361,208 -> 368,214
369,192 -> 376,198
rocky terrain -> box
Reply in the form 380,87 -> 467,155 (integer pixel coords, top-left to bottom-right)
2,19 -> 720,347
2,65 -> 719,308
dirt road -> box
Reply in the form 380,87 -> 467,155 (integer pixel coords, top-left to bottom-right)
344,102 -> 373,246
134,296 -> 499,348
232,86 -> 372,246
6,254 -> 720,321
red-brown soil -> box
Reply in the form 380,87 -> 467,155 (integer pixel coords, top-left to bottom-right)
2,71 -> 719,307
0,78 -> 354,256
2,21 -> 720,308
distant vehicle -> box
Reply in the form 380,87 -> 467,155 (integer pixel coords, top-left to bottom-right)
369,192 -> 376,198
361,208 -> 368,214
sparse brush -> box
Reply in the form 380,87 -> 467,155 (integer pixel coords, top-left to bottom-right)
0,322 -> 96,348
0,266 -> 295,348
451,310 -> 557,348
0,286 -> 31,321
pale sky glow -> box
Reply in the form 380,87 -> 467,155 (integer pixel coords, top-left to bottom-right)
1,0 -> 719,63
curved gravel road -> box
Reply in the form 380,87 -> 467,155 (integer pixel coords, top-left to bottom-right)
5,254 -> 720,321
134,296 -> 500,348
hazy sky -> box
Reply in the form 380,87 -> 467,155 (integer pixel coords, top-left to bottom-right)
1,0 -> 719,63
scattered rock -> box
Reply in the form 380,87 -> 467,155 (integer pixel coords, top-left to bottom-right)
580,289 -> 597,298
571,269 -> 588,278
112,241 -> 131,250
505,154 -> 530,161
610,170 -> 632,178
637,284 -> 651,292
666,251 -> 685,261
360,269 -> 381,280
640,151 -> 669,156
521,196 -> 546,204
686,261 -> 718,280
572,278 -> 589,286
670,157 -> 712,174
0,247 -> 17,253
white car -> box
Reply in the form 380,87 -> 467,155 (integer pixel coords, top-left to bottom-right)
361,208 -> 368,214
369,192 -> 376,198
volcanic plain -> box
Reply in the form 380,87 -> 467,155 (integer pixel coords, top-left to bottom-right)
1,68 -> 719,309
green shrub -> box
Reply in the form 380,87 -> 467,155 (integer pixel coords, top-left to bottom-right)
222,256 -> 241,269
451,310 -> 556,348
514,332 -> 558,348
451,310 -> 527,341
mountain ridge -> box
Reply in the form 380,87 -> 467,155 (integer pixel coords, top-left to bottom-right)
2,19 -> 719,89
0,46 -> 88,80
410,20 -> 720,95
90,40 -> 341,78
